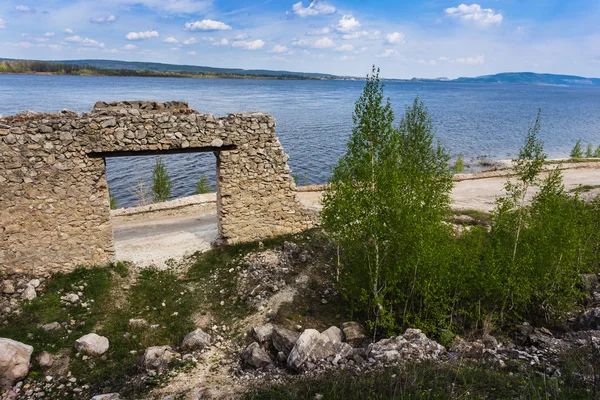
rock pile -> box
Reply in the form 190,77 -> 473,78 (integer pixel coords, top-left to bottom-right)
0,276 -> 45,322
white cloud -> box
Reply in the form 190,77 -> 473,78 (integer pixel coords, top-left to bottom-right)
291,1 -> 336,17
15,5 -> 35,13
65,35 -> 105,48
342,30 -> 380,40
438,56 -> 450,61
187,50 -> 197,55
170,47 -> 180,51
269,44 -> 290,53
419,59 -> 437,66
16,41 -> 33,48
90,15 -> 116,24
377,49 -> 398,58
334,44 -> 354,52
211,38 -> 229,46
63,28 -> 74,34
291,38 -> 310,47
0,19 -> 5,29
340,55 -> 354,61
183,37 -> 197,45
306,27 -> 331,36
386,32 -> 405,44
121,44 -> 137,50
234,33 -> 249,40
184,19 -> 231,31
336,15 -> 361,33
48,44 -> 62,49
163,36 -> 179,44
232,39 -> 265,50
44,32 -> 55,37
312,36 -> 335,48
445,4 -> 503,25
456,55 -> 485,64
126,30 -> 159,40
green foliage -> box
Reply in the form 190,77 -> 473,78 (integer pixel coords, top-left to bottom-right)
322,66 -> 453,334
595,145 -> 600,158
152,157 -> 172,203
194,174 -> 211,194
109,194 -> 118,210
586,143 -> 594,158
570,139 -> 584,158
453,153 -> 466,174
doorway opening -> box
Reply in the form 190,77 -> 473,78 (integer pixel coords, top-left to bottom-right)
89,147 -> 232,268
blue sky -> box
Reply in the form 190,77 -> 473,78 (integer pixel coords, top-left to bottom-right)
0,0 -> 598,78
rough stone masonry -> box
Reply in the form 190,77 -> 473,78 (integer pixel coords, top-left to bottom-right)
0,101 -> 315,276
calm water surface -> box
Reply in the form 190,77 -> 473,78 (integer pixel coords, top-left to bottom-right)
1,74 -> 599,207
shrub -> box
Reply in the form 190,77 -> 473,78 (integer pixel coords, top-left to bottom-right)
453,153 -> 465,174
570,139 -> 584,158
194,174 -> 211,194
586,143 -> 594,158
109,194 -> 118,210
595,145 -> 600,158
152,157 -> 172,202
133,179 -> 151,206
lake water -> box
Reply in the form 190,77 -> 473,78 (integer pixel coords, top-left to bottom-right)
1,74 -> 599,208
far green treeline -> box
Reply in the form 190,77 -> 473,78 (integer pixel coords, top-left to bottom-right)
0,59 -> 321,80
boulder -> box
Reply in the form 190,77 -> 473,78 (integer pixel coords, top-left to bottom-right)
367,329 -> 445,364
144,345 -> 174,374
181,328 -> 211,351
21,284 -> 36,301
342,322 -> 366,347
272,326 -> 300,356
241,342 -> 272,369
252,324 -> 274,343
287,329 -> 352,371
37,351 -> 53,368
321,326 -> 344,343
75,333 -> 109,356
61,293 -> 79,304
0,338 -> 33,389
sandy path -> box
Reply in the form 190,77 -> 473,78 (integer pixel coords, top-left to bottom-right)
111,165 -> 600,268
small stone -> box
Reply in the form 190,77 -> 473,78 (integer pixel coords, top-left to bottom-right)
252,324 -> 274,343
41,322 -> 61,331
143,346 -> 174,374
241,342 -> 272,369
22,284 -> 36,301
2,280 -> 15,294
28,279 -> 41,288
181,329 -> 211,351
321,326 -> 345,343
61,293 -> 79,304
91,394 -> 121,400
38,351 -> 53,368
128,318 -> 148,328
75,333 -> 109,356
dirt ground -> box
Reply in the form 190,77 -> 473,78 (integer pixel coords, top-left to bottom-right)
111,164 -> 600,268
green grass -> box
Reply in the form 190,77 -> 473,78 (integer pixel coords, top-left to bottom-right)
449,209 -> 492,226
244,360 -> 593,400
569,184 -> 600,194
546,158 -> 600,164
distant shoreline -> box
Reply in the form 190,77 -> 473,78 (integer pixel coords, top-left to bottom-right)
0,71 -> 318,81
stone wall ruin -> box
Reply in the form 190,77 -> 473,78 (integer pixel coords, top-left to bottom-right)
0,101 -> 315,276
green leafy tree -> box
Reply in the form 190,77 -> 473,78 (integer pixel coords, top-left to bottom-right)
194,174 -> 211,194
594,145 -> 600,158
322,66 -> 453,334
571,139 -> 584,158
152,157 -> 172,203
453,153 -> 465,174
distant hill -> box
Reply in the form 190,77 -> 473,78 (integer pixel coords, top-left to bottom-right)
453,72 -> 600,86
51,59 -> 335,79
